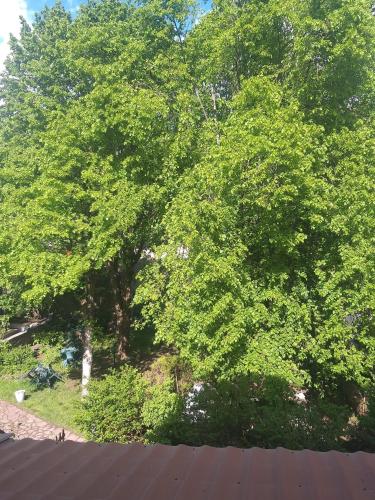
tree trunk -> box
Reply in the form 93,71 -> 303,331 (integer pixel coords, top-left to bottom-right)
81,323 -> 93,397
109,257 -> 133,361
113,288 -> 131,361
80,279 -> 95,397
343,382 -> 368,416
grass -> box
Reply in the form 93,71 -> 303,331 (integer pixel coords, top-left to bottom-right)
0,375 -> 83,435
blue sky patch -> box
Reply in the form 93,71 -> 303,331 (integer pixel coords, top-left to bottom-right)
28,0 -> 85,18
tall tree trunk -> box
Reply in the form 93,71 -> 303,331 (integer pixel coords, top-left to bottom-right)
109,257 -> 133,361
80,279 -> 95,397
81,323 -> 93,397
112,286 -> 131,361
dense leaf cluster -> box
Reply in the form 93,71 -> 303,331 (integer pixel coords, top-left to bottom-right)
0,343 -> 36,375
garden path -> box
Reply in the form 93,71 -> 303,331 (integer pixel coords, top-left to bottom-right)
0,400 -> 84,442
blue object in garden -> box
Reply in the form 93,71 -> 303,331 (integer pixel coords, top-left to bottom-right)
61,346 -> 79,367
27,363 -> 62,388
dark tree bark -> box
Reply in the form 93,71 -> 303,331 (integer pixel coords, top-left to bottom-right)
344,382 -> 368,416
109,253 -> 137,361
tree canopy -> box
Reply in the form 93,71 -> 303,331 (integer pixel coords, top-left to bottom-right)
0,0 -> 374,411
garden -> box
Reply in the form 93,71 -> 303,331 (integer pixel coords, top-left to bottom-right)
0,0 -> 374,453
1,326 -> 374,451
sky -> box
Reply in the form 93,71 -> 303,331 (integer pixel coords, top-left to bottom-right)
0,0 -> 85,70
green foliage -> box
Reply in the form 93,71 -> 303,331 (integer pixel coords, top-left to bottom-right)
0,0 -> 198,326
38,344 -> 66,369
137,76 -> 323,383
141,354 -> 192,443
31,328 -> 81,373
144,354 -> 192,391
144,377 -> 351,451
136,0 -> 375,396
77,365 -> 147,443
0,0 -> 374,451
77,362 -> 351,450
247,397 -> 350,451
142,380 -> 183,444
32,329 -> 66,347
0,343 -> 36,376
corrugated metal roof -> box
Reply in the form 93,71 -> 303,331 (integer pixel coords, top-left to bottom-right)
0,439 -> 374,500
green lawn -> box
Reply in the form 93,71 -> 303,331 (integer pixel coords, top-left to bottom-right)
0,376 -> 83,435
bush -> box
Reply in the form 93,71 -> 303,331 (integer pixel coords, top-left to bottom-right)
0,343 -> 36,376
38,344 -> 63,366
144,354 -> 192,393
77,362 -> 184,445
140,376 -> 351,450
248,398 -> 350,451
76,367 -> 352,450
349,388 -> 375,452
32,329 -> 66,346
142,380 -> 183,444
77,365 -> 147,443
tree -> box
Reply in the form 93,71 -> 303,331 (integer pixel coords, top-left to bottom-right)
136,0 -> 375,405
0,0 -> 373,414
0,3 -> 74,329
0,0 -> 198,393
137,76 -> 324,385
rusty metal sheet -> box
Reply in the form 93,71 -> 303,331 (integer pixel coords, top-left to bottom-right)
0,439 -> 374,499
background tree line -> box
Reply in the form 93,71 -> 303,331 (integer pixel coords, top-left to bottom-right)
0,0 -> 374,449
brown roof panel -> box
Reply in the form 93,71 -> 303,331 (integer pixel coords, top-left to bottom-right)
0,439 -> 374,500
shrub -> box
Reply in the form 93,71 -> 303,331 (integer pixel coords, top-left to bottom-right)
38,344 -> 63,367
77,365 -> 147,443
350,388 -> 375,452
32,329 -> 66,346
142,380 -> 183,444
248,398 -> 350,451
0,343 -> 36,376
76,368 -> 352,450
141,376 -> 351,450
